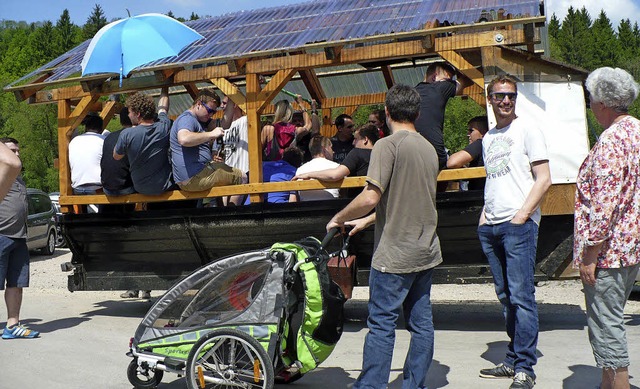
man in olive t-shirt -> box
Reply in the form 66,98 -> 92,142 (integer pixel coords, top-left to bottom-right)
327,84 -> 441,389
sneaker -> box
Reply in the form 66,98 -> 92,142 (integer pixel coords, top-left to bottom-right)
140,290 -> 151,299
120,290 -> 139,298
479,363 -> 515,379
510,372 -> 535,389
2,324 -> 40,339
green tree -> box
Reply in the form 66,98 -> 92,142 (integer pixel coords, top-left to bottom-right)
83,4 -> 108,40
557,6 -> 595,69
29,21 -> 57,68
190,12 -> 200,21
54,9 -> 80,57
590,11 -> 619,68
548,13 -> 560,39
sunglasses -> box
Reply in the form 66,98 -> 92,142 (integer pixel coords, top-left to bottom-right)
490,92 -> 517,101
200,102 -> 216,115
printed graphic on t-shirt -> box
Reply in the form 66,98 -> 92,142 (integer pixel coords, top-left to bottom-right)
485,135 -> 513,178
223,125 -> 240,157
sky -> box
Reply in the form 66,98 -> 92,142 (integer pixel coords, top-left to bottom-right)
1,0 -> 639,27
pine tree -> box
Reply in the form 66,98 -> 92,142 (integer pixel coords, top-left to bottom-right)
617,19 -> 637,62
590,10 -> 619,68
83,4 -> 108,40
190,12 -> 200,21
556,6 -> 594,69
29,21 -> 57,67
548,13 -> 560,39
54,9 -> 79,57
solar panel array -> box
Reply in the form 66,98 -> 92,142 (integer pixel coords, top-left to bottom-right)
8,0 -> 542,88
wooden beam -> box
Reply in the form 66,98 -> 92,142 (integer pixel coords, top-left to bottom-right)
33,86 -> 88,105
227,58 -> 248,74
438,51 -> 483,88
58,177 -> 368,205
437,50 -> 486,105
540,184 -> 576,215
100,100 -> 120,128
245,73 -> 263,203
257,69 -> 298,113
58,100 -> 72,204
436,167 -> 485,181
324,45 -> 342,61
435,30 -> 529,52
482,46 -> 587,80
323,93 -> 387,109
57,170 -> 573,216
183,83 -> 200,100
12,72 -> 52,102
210,78 -> 246,112
381,65 -> 395,89
155,68 -> 182,82
299,69 -> 326,103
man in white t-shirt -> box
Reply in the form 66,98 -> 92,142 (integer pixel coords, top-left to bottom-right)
216,96 -> 249,175
291,136 -> 339,201
69,113 -> 106,195
477,75 -> 551,389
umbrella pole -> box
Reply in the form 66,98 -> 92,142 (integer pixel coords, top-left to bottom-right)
120,53 -> 124,88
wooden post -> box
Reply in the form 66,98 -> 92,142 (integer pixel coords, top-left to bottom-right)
245,73 -> 263,203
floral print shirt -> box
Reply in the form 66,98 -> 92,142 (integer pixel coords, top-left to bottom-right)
573,115 -> 640,268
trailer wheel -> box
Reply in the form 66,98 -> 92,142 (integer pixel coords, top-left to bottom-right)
127,358 -> 163,389
186,328 -> 273,389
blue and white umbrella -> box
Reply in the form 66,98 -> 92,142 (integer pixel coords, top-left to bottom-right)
81,13 -> 203,85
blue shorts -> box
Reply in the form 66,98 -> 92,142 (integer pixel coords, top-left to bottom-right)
0,236 -> 30,289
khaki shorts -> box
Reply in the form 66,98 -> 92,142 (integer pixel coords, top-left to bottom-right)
583,264 -> 640,369
179,162 -> 243,192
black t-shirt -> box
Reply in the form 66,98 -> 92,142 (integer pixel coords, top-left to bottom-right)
463,139 -> 485,191
331,136 -> 354,165
340,148 -> 372,198
414,79 -> 457,169
341,148 -> 371,177
101,129 -> 134,192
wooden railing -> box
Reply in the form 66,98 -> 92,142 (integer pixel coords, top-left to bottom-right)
58,166 -> 575,216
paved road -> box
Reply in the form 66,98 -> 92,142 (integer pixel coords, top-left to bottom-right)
1,251 -> 639,388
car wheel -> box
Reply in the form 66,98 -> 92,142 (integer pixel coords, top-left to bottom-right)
40,230 -> 56,255
55,226 -> 66,248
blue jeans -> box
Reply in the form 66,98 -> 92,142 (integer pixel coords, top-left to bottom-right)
477,219 -> 539,378
354,267 -> 434,389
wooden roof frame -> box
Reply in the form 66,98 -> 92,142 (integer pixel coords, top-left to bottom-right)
4,14 -> 587,213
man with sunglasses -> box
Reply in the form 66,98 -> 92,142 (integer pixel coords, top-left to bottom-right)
477,75 -> 551,389
330,113 -> 355,164
169,89 -> 245,202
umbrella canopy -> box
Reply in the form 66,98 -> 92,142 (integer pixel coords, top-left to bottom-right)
81,13 -> 203,79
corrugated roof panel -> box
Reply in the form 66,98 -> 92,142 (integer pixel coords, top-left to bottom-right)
7,0 -> 543,89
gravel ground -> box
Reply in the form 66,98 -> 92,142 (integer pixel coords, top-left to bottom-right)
30,249 -> 640,313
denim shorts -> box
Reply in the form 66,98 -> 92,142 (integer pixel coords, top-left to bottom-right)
583,264 -> 640,369
0,236 -> 30,289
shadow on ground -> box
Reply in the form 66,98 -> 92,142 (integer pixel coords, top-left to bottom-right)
564,365 -> 640,388
344,300 -> 587,331
29,248 -> 70,262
